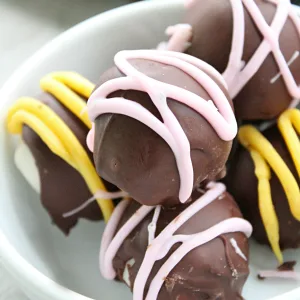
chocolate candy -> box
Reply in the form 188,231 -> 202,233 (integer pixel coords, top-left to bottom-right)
182,0 -> 300,120
225,108 -> 300,263
23,92 -> 104,234
87,50 -> 237,206
7,72 -> 117,234
100,182 -> 252,300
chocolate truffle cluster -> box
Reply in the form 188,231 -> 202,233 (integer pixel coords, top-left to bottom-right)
6,0 -> 300,299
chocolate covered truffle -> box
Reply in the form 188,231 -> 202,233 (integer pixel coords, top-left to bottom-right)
87,50 -> 237,206
166,0 -> 300,120
225,108 -> 300,264
100,182 -> 252,300
7,72 -> 119,234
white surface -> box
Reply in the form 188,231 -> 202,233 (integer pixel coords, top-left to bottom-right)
0,1 -> 300,300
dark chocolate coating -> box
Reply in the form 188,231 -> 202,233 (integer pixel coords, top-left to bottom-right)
93,59 -> 233,206
112,190 -> 249,300
22,92 -> 116,234
186,0 -> 300,120
225,125 -> 300,249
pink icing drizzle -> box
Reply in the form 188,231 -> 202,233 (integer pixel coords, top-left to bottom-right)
87,50 -> 236,203
100,182 -> 253,300
63,190 -> 128,218
86,123 -> 95,155
100,201 -> 154,279
224,0 -> 300,100
169,0 -> 300,102
148,206 -> 161,245
258,270 -> 300,280
164,24 -> 193,53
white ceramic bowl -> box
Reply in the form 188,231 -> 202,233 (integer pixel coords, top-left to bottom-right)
0,1 -> 300,299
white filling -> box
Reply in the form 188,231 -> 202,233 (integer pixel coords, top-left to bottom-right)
14,141 -> 41,194
122,258 -> 135,287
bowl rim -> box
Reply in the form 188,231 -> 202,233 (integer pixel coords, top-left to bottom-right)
0,1 -> 300,300
0,0 -> 182,299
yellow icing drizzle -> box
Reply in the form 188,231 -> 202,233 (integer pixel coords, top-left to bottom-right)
40,72 -> 94,128
278,109 -> 300,178
249,149 -> 282,264
6,72 -> 114,222
239,110 -> 300,263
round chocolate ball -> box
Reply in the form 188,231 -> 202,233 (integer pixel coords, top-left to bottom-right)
91,57 -> 234,206
22,92 -> 116,234
106,188 -> 249,300
185,0 -> 300,120
225,125 -> 300,250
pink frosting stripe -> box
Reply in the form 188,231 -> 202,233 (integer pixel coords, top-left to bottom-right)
101,202 -> 155,279
87,50 -> 236,203
113,51 -> 230,115
222,0 -> 246,85
133,182 -> 252,300
100,199 -> 131,278
148,206 -> 162,245
224,0 -> 300,100
169,0 -> 299,103
63,190 -> 128,218
144,218 -> 252,300
86,123 -> 95,153
164,24 -> 193,53
88,95 -> 193,202
258,270 -> 300,280
99,182 -> 253,300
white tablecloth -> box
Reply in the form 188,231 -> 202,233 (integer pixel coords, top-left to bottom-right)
0,0 -> 139,298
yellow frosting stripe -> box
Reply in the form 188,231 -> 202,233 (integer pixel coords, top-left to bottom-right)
7,98 -> 74,167
7,97 -> 114,222
7,109 -> 73,167
238,125 -> 300,263
239,125 -> 300,221
40,72 -> 95,129
278,109 -> 300,178
249,149 -> 283,264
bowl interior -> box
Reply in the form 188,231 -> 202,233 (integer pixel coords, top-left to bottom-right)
0,1 -> 300,300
